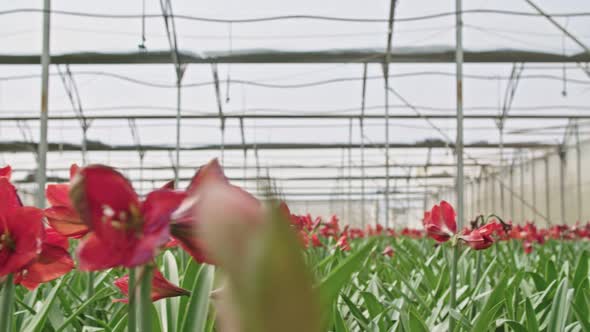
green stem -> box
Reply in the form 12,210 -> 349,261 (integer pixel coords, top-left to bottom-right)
87,271 -> 95,299
449,246 -> 459,332
128,268 -> 137,332
139,265 -> 154,332
0,274 -> 15,332
471,250 -> 482,319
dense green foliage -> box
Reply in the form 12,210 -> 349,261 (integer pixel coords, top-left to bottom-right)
3,237 -> 590,331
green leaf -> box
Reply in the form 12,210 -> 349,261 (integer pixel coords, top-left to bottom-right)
470,279 -> 506,332
162,251 -> 181,332
504,320 -> 528,332
573,251 -> 589,289
546,279 -> 571,332
332,301 -> 349,332
318,240 -> 375,310
179,264 -> 214,332
23,277 -> 66,332
524,297 -> 540,332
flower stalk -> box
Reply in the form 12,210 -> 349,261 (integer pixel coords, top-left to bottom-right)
128,268 -> 137,332
0,274 -> 15,332
139,265 -> 154,332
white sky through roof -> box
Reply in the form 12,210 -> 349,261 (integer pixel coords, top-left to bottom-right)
0,0 -> 589,224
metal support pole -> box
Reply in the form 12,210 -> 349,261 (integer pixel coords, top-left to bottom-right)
520,153 -> 526,222
476,176 -> 483,214
36,0 -> 51,208
455,0 -> 465,229
559,147 -> 567,224
510,165 -> 515,221
360,63 -> 368,227
498,126 -> 506,217
491,171 -> 496,213
531,154 -> 537,218
348,118 -> 353,225
575,122 -> 582,222
406,177 -> 411,226
383,0 -> 397,229
544,156 -> 551,224
175,80 -> 182,184
450,1 -> 464,329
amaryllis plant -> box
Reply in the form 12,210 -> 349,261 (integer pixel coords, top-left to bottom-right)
0,166 -> 74,331
422,200 -> 510,250
114,267 -> 190,302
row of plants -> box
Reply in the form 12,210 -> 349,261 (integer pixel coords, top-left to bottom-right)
0,162 -> 589,331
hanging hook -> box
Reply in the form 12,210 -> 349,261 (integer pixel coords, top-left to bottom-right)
138,0 -> 147,50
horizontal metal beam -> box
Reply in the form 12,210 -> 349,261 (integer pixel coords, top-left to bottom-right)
10,162 -> 487,173
0,48 -> 588,64
0,141 -> 556,153
2,114 -> 590,121
14,174 -> 454,184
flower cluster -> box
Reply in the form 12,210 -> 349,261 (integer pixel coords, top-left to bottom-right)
0,166 -> 74,290
422,200 -> 510,251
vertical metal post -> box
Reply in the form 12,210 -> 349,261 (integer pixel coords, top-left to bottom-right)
499,126 -> 506,216
455,0 -> 465,230
531,154 -> 537,216
559,147 -> 567,224
575,122 -> 582,222
450,0 -> 464,330
406,177 -> 410,226
491,171 -> 496,213
37,0 -> 51,208
360,63 -> 368,228
520,152 -> 526,222
544,155 -> 551,224
476,178 -> 481,215
348,118 -> 353,225
383,0 -> 397,229
175,80 -> 182,184
510,165 -> 515,220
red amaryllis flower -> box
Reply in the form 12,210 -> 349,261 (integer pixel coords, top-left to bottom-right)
114,268 -> 190,302
70,165 -> 186,271
170,159 -> 261,265
14,228 -> 74,290
459,226 -> 495,250
335,234 -> 350,251
0,178 -> 44,277
0,165 -> 11,178
382,245 -> 394,257
423,201 -> 457,243
523,240 -> 533,254
45,164 -> 88,238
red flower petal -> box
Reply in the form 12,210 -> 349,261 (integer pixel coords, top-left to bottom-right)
45,206 -> 88,238
160,180 -> 175,190
125,190 -> 186,267
15,229 -> 74,290
70,165 -> 140,246
0,207 -> 44,276
382,245 -> 394,257
186,159 -> 228,195
423,201 -> 457,242
0,166 -> 11,179
114,267 -> 190,303
0,178 -> 21,216
76,233 -> 126,271
69,164 -> 79,180
46,184 -> 72,208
